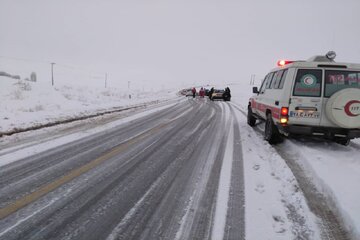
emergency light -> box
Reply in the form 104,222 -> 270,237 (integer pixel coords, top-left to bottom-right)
277,60 -> 293,67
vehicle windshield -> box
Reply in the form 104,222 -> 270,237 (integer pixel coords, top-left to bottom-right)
325,70 -> 360,97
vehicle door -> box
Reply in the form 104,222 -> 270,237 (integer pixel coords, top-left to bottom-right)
252,72 -> 274,118
289,69 -> 323,126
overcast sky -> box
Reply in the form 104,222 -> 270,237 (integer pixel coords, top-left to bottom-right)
1,0 -> 360,90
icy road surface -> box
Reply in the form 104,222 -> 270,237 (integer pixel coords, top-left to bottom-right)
0,98 -> 244,240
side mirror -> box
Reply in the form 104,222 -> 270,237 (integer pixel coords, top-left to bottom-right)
252,87 -> 259,94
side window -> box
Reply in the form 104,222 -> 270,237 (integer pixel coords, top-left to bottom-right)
259,74 -> 268,94
325,70 -> 360,97
259,74 -> 269,94
272,70 -> 284,89
348,73 -> 358,85
278,69 -> 288,89
265,72 -> 275,89
293,69 -> 322,97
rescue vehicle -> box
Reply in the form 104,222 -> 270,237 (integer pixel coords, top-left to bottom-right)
248,51 -> 360,145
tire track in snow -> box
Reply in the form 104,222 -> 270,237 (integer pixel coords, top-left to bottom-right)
275,143 -> 352,240
176,101 -> 227,240
211,103 -> 233,240
224,104 -> 245,240
210,102 -> 245,240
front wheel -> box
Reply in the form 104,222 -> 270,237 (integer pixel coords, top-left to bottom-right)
264,113 -> 282,144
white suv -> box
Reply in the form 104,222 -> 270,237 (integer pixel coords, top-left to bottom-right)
248,52 -> 360,145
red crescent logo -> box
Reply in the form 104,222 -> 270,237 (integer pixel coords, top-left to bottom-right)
304,77 -> 313,85
344,100 -> 360,117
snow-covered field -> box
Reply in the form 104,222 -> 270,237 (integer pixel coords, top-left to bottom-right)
0,76 -> 177,133
1,76 -> 359,239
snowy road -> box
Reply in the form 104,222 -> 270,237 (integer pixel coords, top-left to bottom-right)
0,98 -> 245,240
0,96 -> 357,240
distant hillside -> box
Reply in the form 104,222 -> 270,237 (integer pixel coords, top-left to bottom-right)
0,71 -> 20,80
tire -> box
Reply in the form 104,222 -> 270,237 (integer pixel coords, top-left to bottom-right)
247,107 -> 256,126
264,113 -> 282,144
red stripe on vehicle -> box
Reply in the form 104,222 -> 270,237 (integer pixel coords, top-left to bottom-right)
252,101 -> 281,119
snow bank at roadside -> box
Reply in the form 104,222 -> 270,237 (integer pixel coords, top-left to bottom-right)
0,76 -> 178,132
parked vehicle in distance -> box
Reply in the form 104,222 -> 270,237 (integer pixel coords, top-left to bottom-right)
248,51 -> 360,145
210,89 -> 224,100
210,88 -> 231,101
210,89 -> 231,101
185,89 -> 193,97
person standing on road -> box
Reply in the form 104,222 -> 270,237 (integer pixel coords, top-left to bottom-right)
225,87 -> 231,96
209,87 -> 214,101
192,87 -> 196,98
224,87 -> 231,101
199,87 -> 205,98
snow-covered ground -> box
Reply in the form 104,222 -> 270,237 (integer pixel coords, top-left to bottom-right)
0,76 -> 177,133
1,75 -> 359,239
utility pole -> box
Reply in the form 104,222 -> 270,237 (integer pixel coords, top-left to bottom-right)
105,73 -> 107,88
250,74 -> 255,85
128,81 -> 131,99
51,62 -> 55,86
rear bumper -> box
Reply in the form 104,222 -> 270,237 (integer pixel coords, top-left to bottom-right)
212,97 -> 224,100
212,96 -> 231,100
277,124 -> 360,139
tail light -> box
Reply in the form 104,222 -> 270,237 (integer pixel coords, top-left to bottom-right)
280,107 -> 289,124
281,107 -> 288,116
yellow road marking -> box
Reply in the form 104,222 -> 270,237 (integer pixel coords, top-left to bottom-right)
0,122 -> 169,220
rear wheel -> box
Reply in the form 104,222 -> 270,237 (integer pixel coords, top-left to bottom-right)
264,113 -> 282,144
247,107 -> 256,126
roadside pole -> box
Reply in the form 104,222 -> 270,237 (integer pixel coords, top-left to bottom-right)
51,62 -> 55,86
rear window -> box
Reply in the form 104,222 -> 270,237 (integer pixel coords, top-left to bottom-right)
325,70 -> 360,97
293,69 -> 322,97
